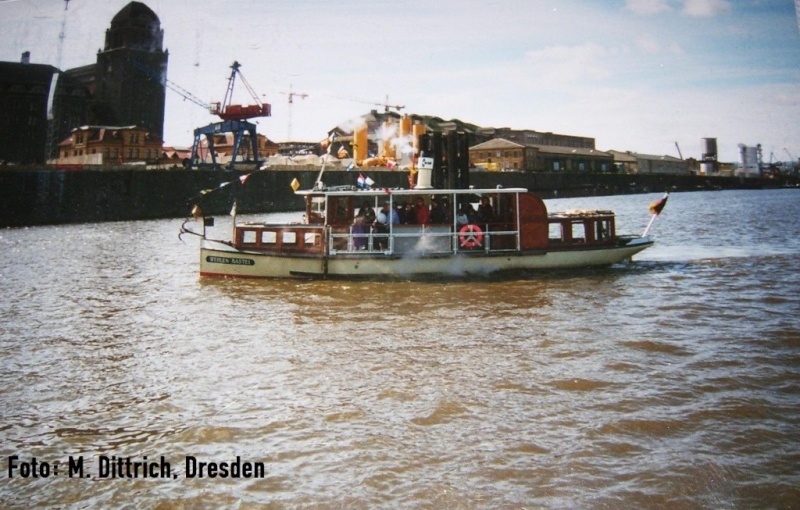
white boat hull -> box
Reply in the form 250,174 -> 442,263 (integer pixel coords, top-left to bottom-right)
199,238 -> 653,279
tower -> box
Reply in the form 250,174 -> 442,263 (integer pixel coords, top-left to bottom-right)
92,2 -> 168,137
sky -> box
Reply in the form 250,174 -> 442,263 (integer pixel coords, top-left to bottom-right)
1,0 -> 799,163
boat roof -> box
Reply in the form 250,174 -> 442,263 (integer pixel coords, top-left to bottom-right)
297,186 -> 530,198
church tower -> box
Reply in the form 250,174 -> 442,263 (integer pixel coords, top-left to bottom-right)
92,2 -> 168,137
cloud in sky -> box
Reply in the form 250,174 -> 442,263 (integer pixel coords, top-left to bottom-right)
1,0 -> 799,163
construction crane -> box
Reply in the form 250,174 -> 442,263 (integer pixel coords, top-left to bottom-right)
329,93 -> 405,113
210,61 -> 271,121
277,84 -> 307,141
674,142 -> 683,160
55,0 -> 70,71
377,95 -> 405,113
45,0 -> 70,162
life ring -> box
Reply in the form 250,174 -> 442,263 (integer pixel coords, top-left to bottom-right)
459,224 -> 483,248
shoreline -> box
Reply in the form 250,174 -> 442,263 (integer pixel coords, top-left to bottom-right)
1,166 -> 795,228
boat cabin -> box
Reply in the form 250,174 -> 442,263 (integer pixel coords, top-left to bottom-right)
232,188 -> 617,257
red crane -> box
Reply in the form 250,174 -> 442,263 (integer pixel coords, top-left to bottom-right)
209,61 -> 271,121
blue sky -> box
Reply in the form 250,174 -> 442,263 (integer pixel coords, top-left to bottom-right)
2,0 -> 799,163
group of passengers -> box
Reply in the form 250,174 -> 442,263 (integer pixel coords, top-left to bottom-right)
355,197 -> 494,228
351,196 -> 494,250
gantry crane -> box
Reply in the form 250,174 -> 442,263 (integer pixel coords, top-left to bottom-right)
190,61 -> 271,169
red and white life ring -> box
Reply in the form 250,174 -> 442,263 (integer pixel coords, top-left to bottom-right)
459,224 -> 483,248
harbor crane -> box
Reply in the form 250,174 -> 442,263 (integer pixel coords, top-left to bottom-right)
210,61 -> 271,121
190,61 -> 271,169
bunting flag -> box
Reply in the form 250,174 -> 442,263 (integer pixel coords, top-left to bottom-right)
291,178 -> 301,191
386,159 -> 397,170
189,170 -> 259,201
365,176 -> 375,187
648,193 -> 669,215
357,173 -> 366,188
345,162 -> 355,171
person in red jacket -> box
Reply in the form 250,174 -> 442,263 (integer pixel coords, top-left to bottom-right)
415,197 -> 430,225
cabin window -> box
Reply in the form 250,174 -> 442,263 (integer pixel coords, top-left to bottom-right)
571,222 -> 586,242
283,232 -> 297,244
304,233 -> 319,246
596,220 -> 612,240
261,231 -> 277,244
549,223 -> 563,241
242,230 -> 257,244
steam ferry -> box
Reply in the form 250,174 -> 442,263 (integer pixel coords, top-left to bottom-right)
184,180 -> 655,279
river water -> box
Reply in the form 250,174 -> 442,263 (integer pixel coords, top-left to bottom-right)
1,189 -> 798,508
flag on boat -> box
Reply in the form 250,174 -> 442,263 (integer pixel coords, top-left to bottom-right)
648,193 -> 669,215
345,162 -> 355,171
365,176 -> 375,187
239,173 -> 251,185
290,178 -> 300,191
357,173 -> 366,188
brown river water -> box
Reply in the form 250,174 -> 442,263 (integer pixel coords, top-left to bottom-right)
1,189 -> 799,508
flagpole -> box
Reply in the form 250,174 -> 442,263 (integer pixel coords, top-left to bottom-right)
641,213 -> 658,237
641,192 -> 669,237
315,133 -> 335,188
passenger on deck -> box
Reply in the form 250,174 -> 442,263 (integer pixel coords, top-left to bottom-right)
477,197 -> 494,224
415,197 -> 430,225
376,201 -> 400,226
429,198 -> 447,224
375,201 -> 399,250
399,202 -> 415,224
352,201 -> 375,250
356,201 -> 376,225
456,204 -> 471,226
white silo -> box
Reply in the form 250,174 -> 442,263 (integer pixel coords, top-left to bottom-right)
737,144 -> 762,177
700,137 -> 718,174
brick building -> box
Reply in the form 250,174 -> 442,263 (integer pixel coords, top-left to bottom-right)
56,125 -> 163,165
470,138 -> 613,173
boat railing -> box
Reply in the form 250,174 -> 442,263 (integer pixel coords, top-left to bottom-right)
327,224 -> 520,256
